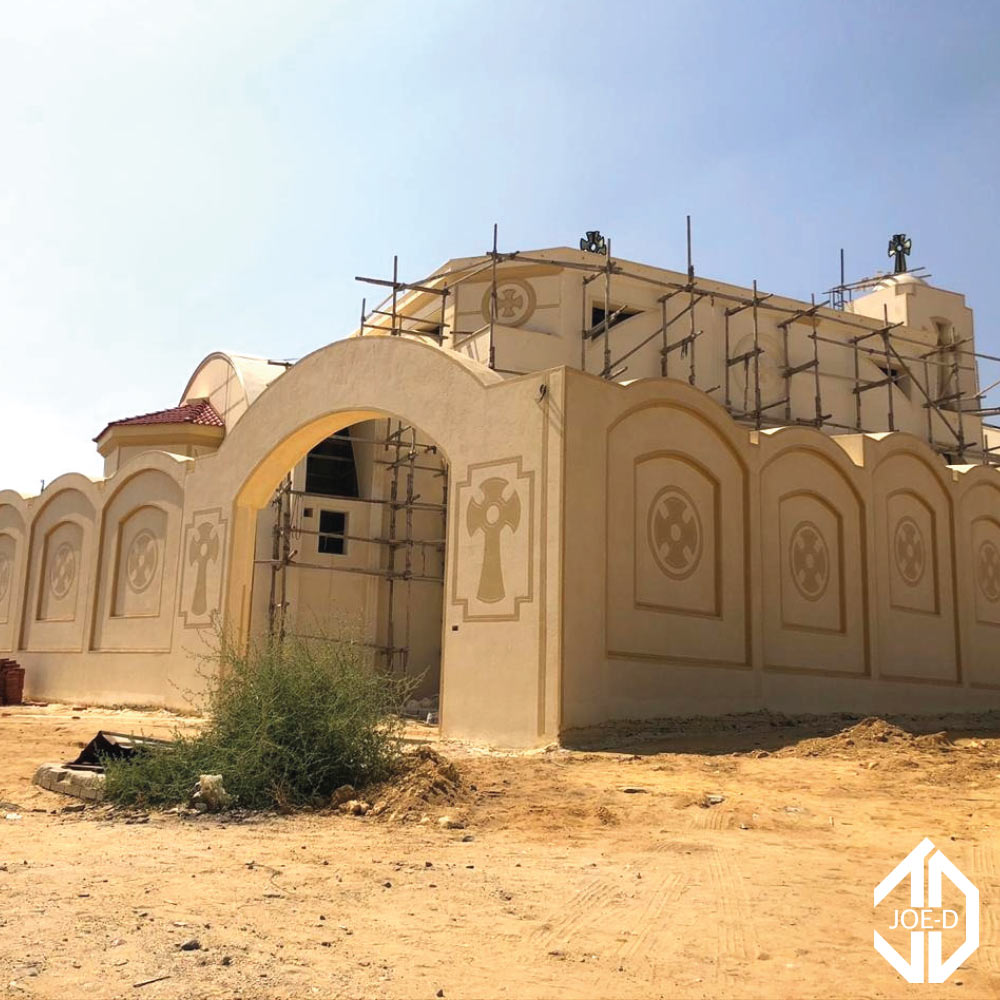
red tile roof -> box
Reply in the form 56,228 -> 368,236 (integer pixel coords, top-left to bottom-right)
94,398 -> 224,441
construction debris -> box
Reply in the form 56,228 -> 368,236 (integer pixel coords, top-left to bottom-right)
33,762 -> 106,802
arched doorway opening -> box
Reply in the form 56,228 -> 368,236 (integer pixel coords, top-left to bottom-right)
242,412 -> 449,716
205,336 -> 514,739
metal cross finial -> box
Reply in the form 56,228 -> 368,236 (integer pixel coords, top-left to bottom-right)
888,233 -> 912,274
580,230 -> 607,254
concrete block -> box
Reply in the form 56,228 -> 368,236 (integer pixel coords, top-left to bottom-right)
32,763 -> 106,802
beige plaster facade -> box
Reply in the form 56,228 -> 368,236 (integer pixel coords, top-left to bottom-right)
2,248 -> 999,745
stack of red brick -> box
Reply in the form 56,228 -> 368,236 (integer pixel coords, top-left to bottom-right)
0,659 -> 24,705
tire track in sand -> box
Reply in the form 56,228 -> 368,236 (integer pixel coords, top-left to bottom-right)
709,845 -> 760,977
529,875 -> 622,951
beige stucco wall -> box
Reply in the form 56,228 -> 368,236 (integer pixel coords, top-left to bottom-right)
442,252 -> 986,465
2,258 -> 998,746
0,454 -> 207,708
560,369 -> 1000,732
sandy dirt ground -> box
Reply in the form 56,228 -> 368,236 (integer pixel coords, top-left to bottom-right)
1,704 -> 1000,999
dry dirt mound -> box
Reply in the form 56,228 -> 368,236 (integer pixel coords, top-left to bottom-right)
370,745 -> 469,823
782,716 -> 953,758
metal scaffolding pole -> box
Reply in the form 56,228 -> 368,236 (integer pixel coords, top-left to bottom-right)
489,223 -> 498,370
603,238 -> 612,379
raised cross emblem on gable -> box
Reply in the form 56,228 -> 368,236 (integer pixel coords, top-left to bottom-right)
647,486 -> 702,580
894,517 -> 926,586
126,530 -> 159,594
189,522 -> 220,616
466,477 -> 521,603
789,520 -> 829,601
496,287 -> 524,319
49,542 -> 76,599
979,540 -> 1000,603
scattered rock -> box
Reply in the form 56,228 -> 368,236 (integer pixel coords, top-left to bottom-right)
339,799 -> 370,816
179,939 -> 201,952
596,804 -> 619,826
701,793 -> 725,808
331,785 -> 356,807
620,786 -> 648,794
437,815 -> 464,830
914,731 -> 953,751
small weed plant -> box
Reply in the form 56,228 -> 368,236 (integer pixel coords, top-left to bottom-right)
104,630 -> 415,810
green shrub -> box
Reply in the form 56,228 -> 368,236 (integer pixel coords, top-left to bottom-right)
103,630 -> 415,810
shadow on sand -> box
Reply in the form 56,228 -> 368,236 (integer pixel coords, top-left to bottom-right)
559,709 -> 1000,756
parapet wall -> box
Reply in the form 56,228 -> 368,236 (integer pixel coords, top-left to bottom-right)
560,370 -> 1000,729
0,452 -> 210,707
3,339 -> 999,744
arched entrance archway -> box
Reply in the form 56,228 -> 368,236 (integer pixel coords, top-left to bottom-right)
178,335 -> 556,747
180,336 -> 503,730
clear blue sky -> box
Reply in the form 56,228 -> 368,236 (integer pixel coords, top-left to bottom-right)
2,0 -> 998,494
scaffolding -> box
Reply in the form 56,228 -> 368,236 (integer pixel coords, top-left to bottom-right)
258,222 -> 998,660
555,223 -> 998,464
259,422 -> 447,675
348,222 -> 999,467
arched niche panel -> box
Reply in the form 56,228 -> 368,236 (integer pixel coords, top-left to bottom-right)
956,480 -> 1000,687
871,452 -> 957,683
0,533 -> 14,626
606,404 -> 749,668
22,488 -> 96,652
760,447 -> 868,676
112,506 -> 168,618
971,517 -> 1000,627
92,469 -> 184,652
0,504 -> 27,650
37,521 -> 84,622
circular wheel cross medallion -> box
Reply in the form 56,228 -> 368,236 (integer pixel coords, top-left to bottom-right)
893,516 -> 926,586
49,542 -> 76,599
126,530 -> 159,594
480,278 -> 537,328
647,486 -> 702,580
0,554 -> 10,603
789,521 -> 829,601
978,540 -> 1000,603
